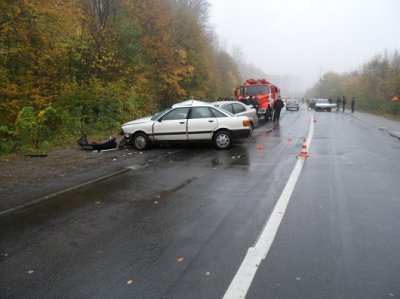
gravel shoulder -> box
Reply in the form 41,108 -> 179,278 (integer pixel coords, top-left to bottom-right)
0,141 -> 183,214
0,144 -> 147,212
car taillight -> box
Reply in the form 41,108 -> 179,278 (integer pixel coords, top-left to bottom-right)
243,120 -> 251,127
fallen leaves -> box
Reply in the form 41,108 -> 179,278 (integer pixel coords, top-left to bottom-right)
176,257 -> 185,263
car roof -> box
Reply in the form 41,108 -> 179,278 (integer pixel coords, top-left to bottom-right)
212,101 -> 246,106
172,100 -> 213,108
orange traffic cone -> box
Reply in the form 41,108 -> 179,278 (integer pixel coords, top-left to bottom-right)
298,138 -> 310,158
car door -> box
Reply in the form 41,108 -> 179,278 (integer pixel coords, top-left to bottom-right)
152,107 -> 189,141
187,107 -> 218,140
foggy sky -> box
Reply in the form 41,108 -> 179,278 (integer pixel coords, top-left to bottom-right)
208,0 -> 400,89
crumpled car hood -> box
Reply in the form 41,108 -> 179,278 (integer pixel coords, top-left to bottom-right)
122,116 -> 152,127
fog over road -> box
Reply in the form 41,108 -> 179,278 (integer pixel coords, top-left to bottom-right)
1,107 -> 400,298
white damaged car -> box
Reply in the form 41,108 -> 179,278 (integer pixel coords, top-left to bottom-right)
121,100 -> 252,150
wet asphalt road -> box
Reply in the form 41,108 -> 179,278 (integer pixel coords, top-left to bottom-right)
1,107 -> 400,298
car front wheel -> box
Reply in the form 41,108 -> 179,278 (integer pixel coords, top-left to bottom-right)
133,132 -> 150,150
213,130 -> 231,150
249,123 -> 254,136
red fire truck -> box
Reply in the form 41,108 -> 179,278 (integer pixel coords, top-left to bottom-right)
235,79 -> 281,121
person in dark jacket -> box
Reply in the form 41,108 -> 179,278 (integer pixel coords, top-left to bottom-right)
342,96 -> 346,112
351,97 -> 355,113
251,96 -> 260,115
336,97 -> 341,111
273,96 -> 284,122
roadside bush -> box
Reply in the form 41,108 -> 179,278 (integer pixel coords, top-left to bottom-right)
13,106 -> 62,150
14,107 -> 38,147
0,126 -> 13,153
55,81 -> 153,137
0,81 -> 158,156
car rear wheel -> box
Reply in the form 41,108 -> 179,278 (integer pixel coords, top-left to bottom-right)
133,132 -> 150,150
213,130 -> 231,150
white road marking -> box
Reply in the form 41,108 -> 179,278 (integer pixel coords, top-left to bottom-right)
223,116 -> 314,299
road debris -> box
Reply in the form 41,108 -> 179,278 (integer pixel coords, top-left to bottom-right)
177,257 -> 185,263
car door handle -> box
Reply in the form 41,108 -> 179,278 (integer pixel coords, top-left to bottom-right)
179,121 -> 186,124
208,120 -> 214,122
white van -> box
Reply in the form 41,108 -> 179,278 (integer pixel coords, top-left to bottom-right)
286,98 -> 300,111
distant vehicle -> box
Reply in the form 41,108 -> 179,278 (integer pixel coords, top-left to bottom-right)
315,99 -> 336,112
286,98 -> 300,111
212,101 -> 259,134
121,100 -> 252,150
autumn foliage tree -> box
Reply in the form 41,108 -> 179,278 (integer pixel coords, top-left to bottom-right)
0,0 -> 241,154
305,52 -> 400,115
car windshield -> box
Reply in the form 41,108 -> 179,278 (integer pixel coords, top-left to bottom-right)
317,99 -> 329,103
151,108 -> 172,120
241,85 -> 271,96
287,99 -> 298,104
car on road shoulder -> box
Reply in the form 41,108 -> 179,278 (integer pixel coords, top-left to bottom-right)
286,98 -> 300,111
315,99 -> 336,112
121,100 -> 252,150
212,101 -> 259,133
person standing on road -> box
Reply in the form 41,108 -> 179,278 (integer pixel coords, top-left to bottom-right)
336,97 -> 341,111
342,96 -> 347,112
273,96 -> 284,122
252,96 -> 260,115
351,97 -> 355,113
247,95 -> 254,106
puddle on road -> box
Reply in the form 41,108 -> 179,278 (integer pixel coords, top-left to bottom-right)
210,151 -> 250,168
211,157 -> 222,167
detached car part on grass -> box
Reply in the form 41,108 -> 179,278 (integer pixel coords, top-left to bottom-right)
121,100 -> 252,150
77,135 -> 118,151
